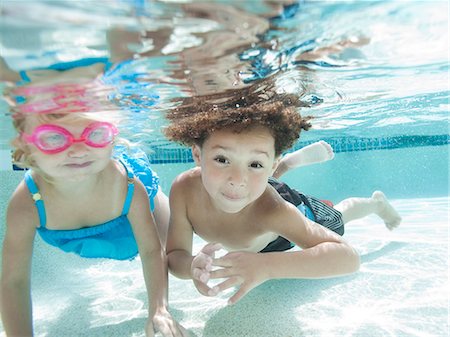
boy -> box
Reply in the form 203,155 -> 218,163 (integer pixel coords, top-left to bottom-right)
163,91 -> 401,304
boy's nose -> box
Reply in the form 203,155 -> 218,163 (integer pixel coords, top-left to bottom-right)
229,167 -> 246,187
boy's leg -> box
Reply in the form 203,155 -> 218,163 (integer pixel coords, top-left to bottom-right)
334,191 -> 401,230
273,140 -> 334,178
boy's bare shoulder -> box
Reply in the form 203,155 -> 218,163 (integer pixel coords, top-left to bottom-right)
171,167 -> 202,195
259,184 -> 290,211
173,167 -> 201,186
256,184 -> 298,227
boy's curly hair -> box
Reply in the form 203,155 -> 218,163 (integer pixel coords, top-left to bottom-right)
164,82 -> 312,156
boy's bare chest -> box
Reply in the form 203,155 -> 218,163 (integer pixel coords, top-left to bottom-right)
189,207 -> 276,252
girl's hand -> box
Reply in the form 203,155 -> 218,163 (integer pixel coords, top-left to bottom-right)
190,242 -> 222,296
210,251 -> 269,304
146,308 -> 189,337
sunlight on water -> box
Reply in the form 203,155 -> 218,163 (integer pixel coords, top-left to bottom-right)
155,197 -> 449,337
77,262 -> 147,328
0,169 -> 447,337
291,197 -> 449,337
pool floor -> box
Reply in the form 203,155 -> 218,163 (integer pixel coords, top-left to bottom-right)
0,168 -> 448,336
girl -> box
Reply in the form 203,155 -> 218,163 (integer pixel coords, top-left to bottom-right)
1,111 -> 187,337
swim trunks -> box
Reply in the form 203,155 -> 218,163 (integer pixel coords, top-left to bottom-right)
260,177 -> 344,253
24,147 -> 159,260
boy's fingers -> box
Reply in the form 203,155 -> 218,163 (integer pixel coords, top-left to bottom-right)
209,267 -> 231,279
193,268 -> 209,283
194,254 -> 212,268
211,256 -> 233,267
227,285 -> 248,305
201,242 -> 222,255
194,280 -> 214,296
212,276 -> 241,292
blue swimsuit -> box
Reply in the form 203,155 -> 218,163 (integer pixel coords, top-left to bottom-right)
24,148 -> 159,260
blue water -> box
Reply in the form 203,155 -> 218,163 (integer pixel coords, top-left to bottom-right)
0,1 -> 449,336
1,0 -> 448,196
1,1 -> 448,156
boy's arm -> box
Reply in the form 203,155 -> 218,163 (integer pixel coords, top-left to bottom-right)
211,198 -> 360,304
151,187 -> 170,246
265,202 -> 360,278
166,180 -> 221,297
166,178 -> 195,279
128,181 -> 186,336
1,189 -> 36,336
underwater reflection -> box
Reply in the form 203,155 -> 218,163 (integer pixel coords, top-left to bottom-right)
0,0 -> 374,155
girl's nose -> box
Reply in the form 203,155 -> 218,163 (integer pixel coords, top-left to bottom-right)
67,142 -> 89,158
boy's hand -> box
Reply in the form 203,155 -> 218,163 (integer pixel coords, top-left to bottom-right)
146,308 -> 189,337
210,251 -> 268,304
190,242 -> 222,296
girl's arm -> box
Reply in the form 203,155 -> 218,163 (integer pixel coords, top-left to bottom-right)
1,186 -> 37,336
128,180 -> 186,336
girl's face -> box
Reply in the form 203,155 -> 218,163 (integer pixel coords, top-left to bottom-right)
192,126 -> 279,214
22,115 -> 115,181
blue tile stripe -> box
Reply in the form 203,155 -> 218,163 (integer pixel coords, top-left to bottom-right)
147,134 -> 450,164
10,134 -> 449,169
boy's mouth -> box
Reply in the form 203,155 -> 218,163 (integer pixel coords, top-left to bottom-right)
222,192 -> 245,201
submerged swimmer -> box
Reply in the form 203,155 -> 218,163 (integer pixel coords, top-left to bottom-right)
163,88 -> 401,304
1,111 -> 188,337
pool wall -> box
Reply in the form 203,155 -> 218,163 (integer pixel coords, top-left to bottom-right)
1,144 -> 447,224
150,144 -> 449,203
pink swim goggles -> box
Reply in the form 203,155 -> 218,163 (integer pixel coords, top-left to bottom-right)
22,122 -> 118,154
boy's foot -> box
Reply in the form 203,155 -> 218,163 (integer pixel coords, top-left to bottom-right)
372,191 -> 402,230
272,140 -> 334,179
283,140 -> 335,168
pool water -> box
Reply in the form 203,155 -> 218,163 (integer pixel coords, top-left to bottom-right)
0,0 -> 449,336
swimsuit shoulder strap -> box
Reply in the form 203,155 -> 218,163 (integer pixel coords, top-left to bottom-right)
24,171 -> 47,228
119,160 -> 135,216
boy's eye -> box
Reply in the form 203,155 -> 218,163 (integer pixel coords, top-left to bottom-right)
250,162 -> 263,169
214,156 -> 229,164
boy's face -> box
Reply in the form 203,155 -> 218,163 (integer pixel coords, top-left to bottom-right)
192,126 -> 279,214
